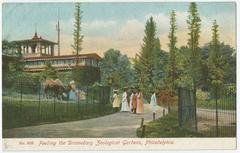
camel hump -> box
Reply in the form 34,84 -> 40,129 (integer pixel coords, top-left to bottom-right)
54,79 -> 64,87
43,79 -> 54,86
43,78 -> 64,88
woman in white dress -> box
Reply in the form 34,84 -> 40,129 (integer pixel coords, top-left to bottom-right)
121,88 -> 130,112
150,91 -> 158,113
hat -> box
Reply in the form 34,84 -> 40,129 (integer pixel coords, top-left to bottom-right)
70,80 -> 75,85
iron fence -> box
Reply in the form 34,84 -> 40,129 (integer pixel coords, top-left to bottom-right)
2,81 -> 112,129
178,85 -> 236,137
196,85 -> 236,137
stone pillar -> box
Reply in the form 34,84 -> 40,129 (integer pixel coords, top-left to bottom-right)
51,45 -> 54,56
27,45 -> 29,54
37,42 -> 41,54
20,45 -> 23,54
47,46 -> 50,55
28,45 -> 31,54
44,45 -> 46,54
23,45 -> 26,54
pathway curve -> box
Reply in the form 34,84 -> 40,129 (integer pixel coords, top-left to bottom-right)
3,104 -> 166,138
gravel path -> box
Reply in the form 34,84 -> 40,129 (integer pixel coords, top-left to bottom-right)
3,104 -> 166,138
197,108 -> 236,132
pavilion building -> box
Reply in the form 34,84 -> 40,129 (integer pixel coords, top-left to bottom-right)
13,32 -> 101,72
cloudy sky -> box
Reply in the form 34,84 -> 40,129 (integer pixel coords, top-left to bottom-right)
2,2 -> 236,58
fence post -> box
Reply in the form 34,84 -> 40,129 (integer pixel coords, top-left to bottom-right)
178,88 -> 182,128
54,96 -> 56,115
84,86 -> 89,119
193,88 -> 198,132
140,118 -> 144,128
153,112 -> 155,121
19,81 -> 23,123
85,86 -> 89,118
98,86 -> 101,115
67,97 -> 69,117
141,125 -> 146,138
163,109 -> 165,117
77,91 -> 80,113
38,83 -> 41,119
215,86 -> 219,137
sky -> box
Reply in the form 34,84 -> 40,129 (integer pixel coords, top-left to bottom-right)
2,2 -> 236,58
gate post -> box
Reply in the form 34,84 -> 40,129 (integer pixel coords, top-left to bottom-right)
215,86 -> 219,137
19,81 -> 23,122
38,83 -> 41,119
178,88 -> 182,128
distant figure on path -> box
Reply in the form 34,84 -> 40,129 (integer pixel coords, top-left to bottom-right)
121,87 -> 130,112
112,90 -> 121,111
132,91 -> 137,114
150,91 -> 158,113
136,89 -> 144,114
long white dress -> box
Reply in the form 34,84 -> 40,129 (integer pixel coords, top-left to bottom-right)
121,92 -> 130,112
129,93 -> 134,111
150,93 -> 158,113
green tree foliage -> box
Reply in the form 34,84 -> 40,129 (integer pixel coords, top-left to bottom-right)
167,10 -> 178,91
72,67 -> 100,86
2,40 -> 21,56
134,17 -> 158,91
220,43 -> 236,84
208,20 -> 225,89
40,62 -> 58,79
99,49 -> 134,89
72,2 -> 84,64
175,49 -> 195,88
197,41 -> 236,91
186,2 -> 202,89
152,38 -> 169,88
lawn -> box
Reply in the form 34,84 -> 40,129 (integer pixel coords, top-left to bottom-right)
136,109 -> 236,137
136,110 -> 203,138
2,96 -> 115,129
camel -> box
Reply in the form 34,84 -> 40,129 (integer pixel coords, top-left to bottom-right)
42,79 -> 66,100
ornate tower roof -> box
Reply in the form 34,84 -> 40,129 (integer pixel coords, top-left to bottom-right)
32,32 -> 39,40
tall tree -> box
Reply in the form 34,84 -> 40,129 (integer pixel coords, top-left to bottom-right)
208,20 -> 224,88
167,10 -> 177,92
136,16 -> 157,90
187,2 -> 201,89
152,38 -> 169,88
187,2 -> 202,131
72,2 -> 83,64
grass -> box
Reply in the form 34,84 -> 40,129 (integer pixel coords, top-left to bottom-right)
136,110 -> 203,138
200,125 -> 236,137
136,109 -> 236,137
2,96 -> 115,129
197,98 -> 236,110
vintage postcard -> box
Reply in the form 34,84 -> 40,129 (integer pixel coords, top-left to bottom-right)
1,0 -> 238,151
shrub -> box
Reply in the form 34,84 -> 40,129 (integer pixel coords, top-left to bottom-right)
225,84 -> 236,96
157,89 -> 177,106
196,89 -> 210,102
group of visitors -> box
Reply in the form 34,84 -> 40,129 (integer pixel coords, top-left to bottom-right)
112,86 -> 158,114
